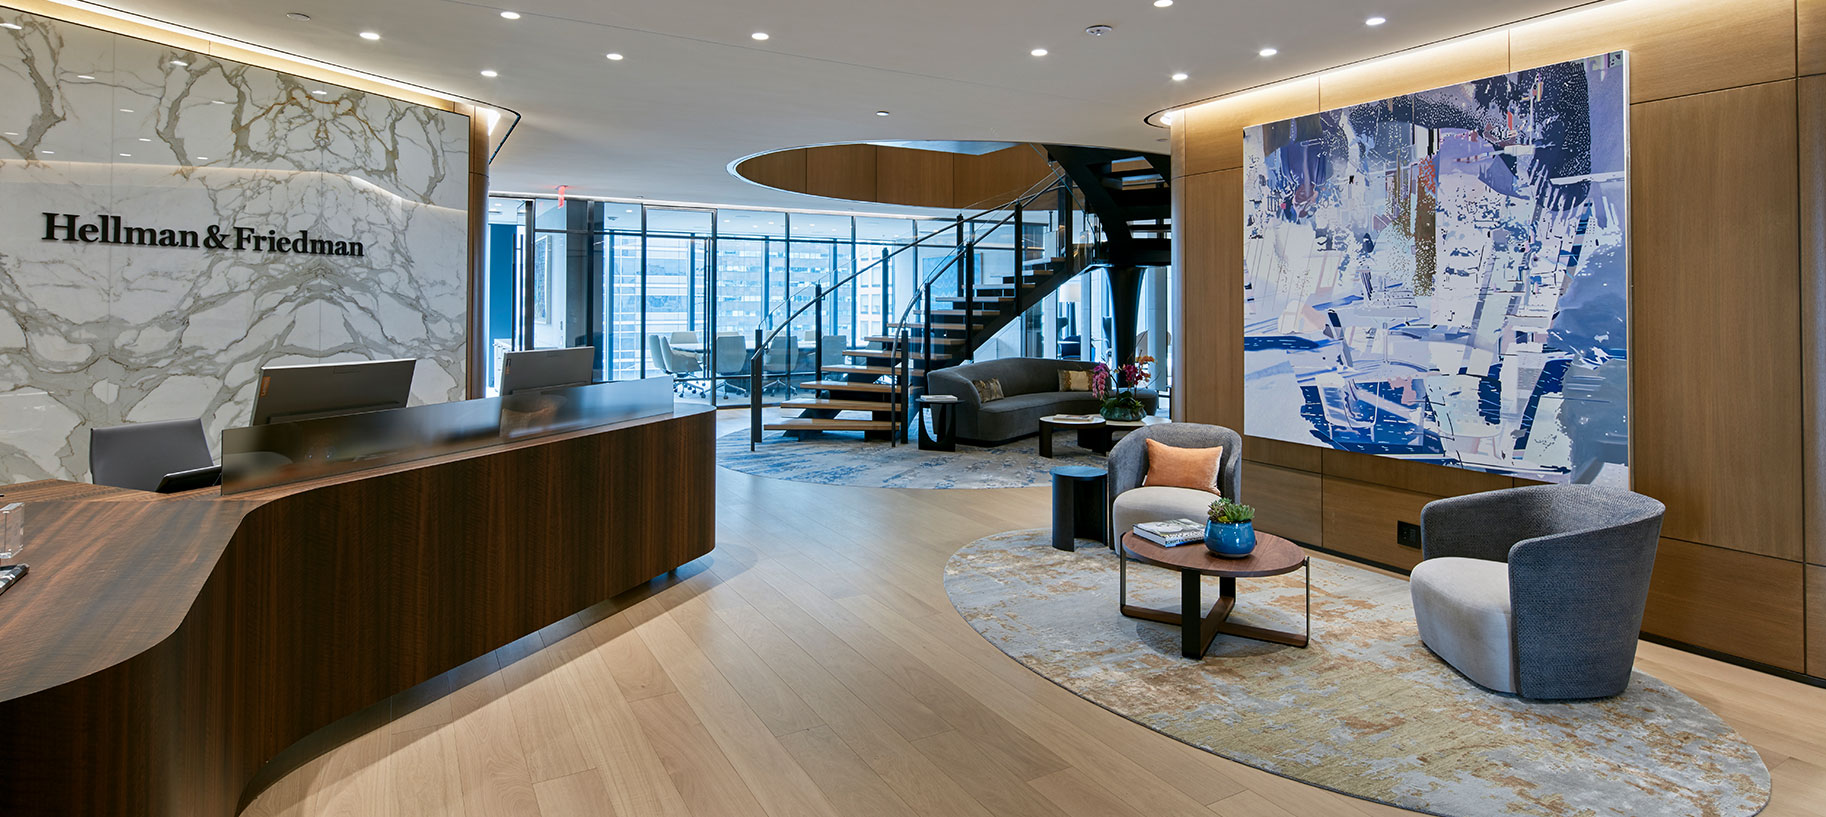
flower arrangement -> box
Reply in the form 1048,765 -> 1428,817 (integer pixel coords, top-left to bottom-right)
1091,355 -> 1154,421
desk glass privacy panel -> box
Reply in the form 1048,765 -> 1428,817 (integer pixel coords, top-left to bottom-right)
221,377 -> 674,493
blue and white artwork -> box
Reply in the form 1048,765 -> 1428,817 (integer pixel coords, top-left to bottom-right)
1242,52 -> 1629,484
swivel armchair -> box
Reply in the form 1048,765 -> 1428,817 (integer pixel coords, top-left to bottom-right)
1410,484 -> 1665,699
1107,423 -> 1241,539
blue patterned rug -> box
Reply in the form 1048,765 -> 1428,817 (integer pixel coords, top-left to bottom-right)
944,529 -> 1770,817
716,429 -> 1104,489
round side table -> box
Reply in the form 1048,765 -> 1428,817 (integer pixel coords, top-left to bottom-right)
917,394 -> 960,451
1051,466 -> 1108,552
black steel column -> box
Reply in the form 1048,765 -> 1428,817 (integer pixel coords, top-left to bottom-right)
1107,264 -> 1144,364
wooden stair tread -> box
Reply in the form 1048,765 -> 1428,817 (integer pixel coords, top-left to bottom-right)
822,364 -> 908,376
865,335 -> 965,346
804,380 -> 903,393
779,399 -> 899,411
765,418 -> 893,431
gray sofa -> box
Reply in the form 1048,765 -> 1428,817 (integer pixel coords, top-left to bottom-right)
1409,484 -> 1665,699
925,357 -> 1159,445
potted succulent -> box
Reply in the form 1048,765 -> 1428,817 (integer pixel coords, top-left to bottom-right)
1205,497 -> 1257,558
1090,355 -> 1154,422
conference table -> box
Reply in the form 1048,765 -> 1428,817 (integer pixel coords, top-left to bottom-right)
0,385 -> 715,817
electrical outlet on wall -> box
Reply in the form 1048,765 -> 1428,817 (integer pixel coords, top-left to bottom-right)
1396,521 -> 1422,549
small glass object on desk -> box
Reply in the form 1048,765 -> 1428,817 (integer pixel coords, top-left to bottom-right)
0,501 -> 23,561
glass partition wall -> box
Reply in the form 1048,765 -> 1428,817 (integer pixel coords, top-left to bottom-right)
482,194 -> 1172,406
485,196 -> 950,405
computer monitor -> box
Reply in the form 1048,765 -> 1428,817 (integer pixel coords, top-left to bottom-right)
499,347 -> 595,395
250,358 -> 418,425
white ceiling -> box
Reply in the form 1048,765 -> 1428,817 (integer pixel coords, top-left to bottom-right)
101,0 -> 1592,213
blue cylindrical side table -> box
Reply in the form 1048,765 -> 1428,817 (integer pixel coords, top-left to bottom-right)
1051,465 -> 1108,552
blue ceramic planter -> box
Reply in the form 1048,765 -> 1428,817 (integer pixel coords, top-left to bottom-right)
1205,520 -> 1256,558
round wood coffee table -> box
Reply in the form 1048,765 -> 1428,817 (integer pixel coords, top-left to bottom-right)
1119,529 -> 1310,658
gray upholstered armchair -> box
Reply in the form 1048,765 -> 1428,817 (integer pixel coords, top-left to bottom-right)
1410,484 -> 1665,700
1107,423 -> 1241,539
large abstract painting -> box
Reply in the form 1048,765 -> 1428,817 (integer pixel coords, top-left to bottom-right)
1242,52 -> 1629,484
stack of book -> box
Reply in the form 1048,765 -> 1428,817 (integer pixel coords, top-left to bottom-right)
1132,519 -> 1205,547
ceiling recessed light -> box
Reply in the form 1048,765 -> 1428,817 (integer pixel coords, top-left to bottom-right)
77,74 -> 95,79
875,110 -> 890,116
1170,72 -> 1188,81
751,32 -> 769,41
1154,0 -> 1174,6
170,60 -> 188,67
285,12 -> 311,22
359,31 -> 381,40
1365,16 -> 1387,26
480,69 -> 498,77
1030,48 -> 1048,57
1258,47 -> 1279,57
605,52 -> 624,60
500,11 -> 520,20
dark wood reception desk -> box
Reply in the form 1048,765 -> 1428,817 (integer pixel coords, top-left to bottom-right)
0,404 -> 714,817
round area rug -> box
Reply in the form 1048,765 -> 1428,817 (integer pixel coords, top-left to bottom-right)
717,429 -> 1103,489
943,529 -> 1770,817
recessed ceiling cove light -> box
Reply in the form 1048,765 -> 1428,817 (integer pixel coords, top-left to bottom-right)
1161,112 -> 1174,125
876,110 -> 890,116
1365,16 -> 1387,26
1171,72 -> 1188,81
1030,48 -> 1048,57
1154,0 -> 1173,6
480,69 -> 498,77
751,32 -> 770,41
500,11 -> 521,20
606,52 -> 624,60
285,12 -> 311,22
1258,46 -> 1278,57
360,31 -> 381,40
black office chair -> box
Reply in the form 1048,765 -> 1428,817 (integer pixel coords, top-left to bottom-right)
90,418 -> 215,491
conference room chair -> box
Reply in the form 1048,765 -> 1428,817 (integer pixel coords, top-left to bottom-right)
669,330 -> 700,347
90,418 -> 215,491
820,334 -> 846,367
712,334 -> 750,399
1409,485 -> 1665,699
650,335 -> 705,397
761,335 -> 798,395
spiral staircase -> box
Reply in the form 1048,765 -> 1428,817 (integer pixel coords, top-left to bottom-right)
747,145 -> 1172,446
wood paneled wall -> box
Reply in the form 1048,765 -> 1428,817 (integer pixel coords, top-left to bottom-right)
1171,0 -> 1826,677
738,144 -> 1053,209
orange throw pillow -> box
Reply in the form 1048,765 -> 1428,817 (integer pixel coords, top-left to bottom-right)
1142,439 -> 1224,495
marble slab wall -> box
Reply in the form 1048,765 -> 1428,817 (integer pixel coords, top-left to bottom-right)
0,7 -> 470,482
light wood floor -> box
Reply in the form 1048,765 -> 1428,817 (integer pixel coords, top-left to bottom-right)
247,412 -> 1826,817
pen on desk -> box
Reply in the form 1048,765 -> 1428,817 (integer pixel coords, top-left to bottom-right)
0,564 -> 27,596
